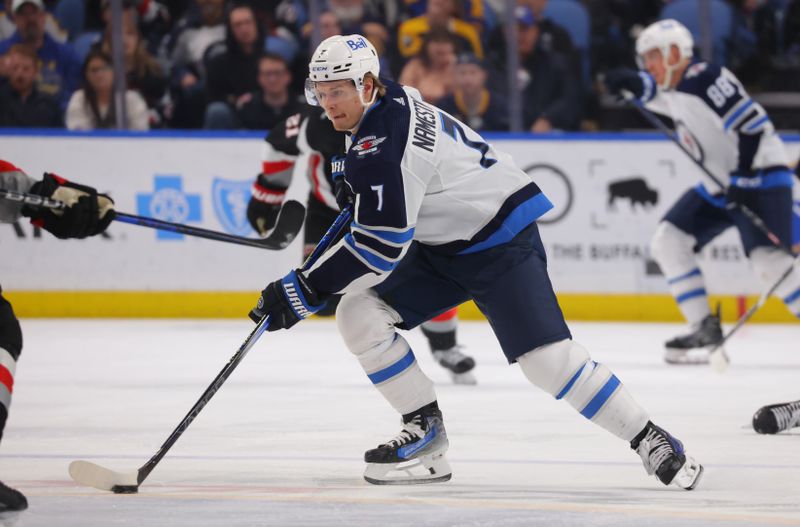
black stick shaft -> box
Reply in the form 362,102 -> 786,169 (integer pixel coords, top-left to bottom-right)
710,257 -> 796,355
0,188 -> 297,250
114,212 -> 279,250
136,205 -> 353,485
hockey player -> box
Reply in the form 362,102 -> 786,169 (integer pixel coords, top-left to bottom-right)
605,20 -> 800,365
247,34 -> 703,489
246,106 -> 477,383
0,160 -> 115,511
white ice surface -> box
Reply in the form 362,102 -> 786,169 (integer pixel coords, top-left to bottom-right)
1,319 -> 798,527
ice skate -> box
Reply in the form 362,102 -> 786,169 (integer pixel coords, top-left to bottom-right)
432,346 -> 477,385
664,312 -> 722,365
753,400 -> 800,434
0,481 -> 27,512
631,422 -> 703,490
363,404 -> 452,485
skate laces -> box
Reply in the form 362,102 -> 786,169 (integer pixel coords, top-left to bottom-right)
638,428 -> 678,475
772,401 -> 800,431
385,416 -> 427,448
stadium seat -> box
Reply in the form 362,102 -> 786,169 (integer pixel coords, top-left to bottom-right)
54,0 -> 84,40
542,0 -> 590,83
71,31 -> 100,63
661,0 -> 733,65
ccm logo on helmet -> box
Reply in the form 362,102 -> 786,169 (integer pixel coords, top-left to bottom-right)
347,38 -> 368,51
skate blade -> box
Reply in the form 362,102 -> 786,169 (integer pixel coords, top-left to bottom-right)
450,371 -> 477,385
663,348 -> 711,365
364,452 -> 452,485
671,456 -> 704,491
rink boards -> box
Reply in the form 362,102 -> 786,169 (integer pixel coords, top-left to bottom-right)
1,130 -> 798,321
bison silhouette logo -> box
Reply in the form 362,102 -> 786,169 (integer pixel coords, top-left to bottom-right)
607,178 -> 658,210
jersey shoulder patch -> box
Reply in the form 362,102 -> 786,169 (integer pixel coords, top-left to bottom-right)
348,84 -> 411,166
677,62 -> 744,118
677,62 -> 723,94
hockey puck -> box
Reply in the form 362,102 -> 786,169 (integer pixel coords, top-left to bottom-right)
111,485 -> 139,494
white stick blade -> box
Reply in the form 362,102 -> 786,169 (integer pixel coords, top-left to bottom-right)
709,347 -> 730,373
69,460 -> 139,493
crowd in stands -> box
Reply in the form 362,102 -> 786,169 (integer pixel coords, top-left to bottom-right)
0,0 -> 798,132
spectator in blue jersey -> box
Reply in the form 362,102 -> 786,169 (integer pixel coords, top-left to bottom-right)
436,52 -> 508,132
203,3 -> 265,129
0,43 -> 62,126
512,5 -> 582,132
0,0 -> 80,109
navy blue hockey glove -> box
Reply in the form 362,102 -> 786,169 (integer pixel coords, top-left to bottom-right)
331,155 -> 353,211
249,269 -> 328,330
247,174 -> 287,236
604,68 -> 656,102
725,183 -> 753,209
22,173 -> 115,239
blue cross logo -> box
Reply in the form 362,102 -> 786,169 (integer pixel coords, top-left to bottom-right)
137,175 -> 202,240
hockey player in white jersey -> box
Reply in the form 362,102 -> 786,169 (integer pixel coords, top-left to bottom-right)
0,159 -> 115,511
248,34 -> 703,489
605,20 -> 800,365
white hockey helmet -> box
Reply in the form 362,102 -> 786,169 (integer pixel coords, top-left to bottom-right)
305,34 -> 380,106
636,19 -> 694,89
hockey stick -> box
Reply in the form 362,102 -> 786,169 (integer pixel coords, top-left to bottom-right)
625,97 -> 798,371
69,205 -> 353,493
0,188 -> 305,251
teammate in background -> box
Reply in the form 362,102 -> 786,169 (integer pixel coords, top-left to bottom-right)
0,160 -> 115,511
247,34 -> 703,489
605,20 -> 800,365
246,106 -> 477,384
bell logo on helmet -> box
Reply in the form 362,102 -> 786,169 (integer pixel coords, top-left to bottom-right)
346,38 -> 368,51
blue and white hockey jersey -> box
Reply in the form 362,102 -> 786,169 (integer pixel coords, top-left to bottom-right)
643,60 -> 791,195
304,80 -> 553,295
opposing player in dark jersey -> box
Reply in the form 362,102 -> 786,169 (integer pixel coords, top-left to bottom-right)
246,34 -> 703,489
246,106 -> 477,384
0,159 -> 115,511
606,19 -> 800,365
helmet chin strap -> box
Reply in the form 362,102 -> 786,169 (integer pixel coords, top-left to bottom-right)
349,82 -> 379,133
660,49 -> 685,90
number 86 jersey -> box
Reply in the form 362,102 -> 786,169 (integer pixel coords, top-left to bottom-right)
304,79 -> 553,296
642,60 -> 789,192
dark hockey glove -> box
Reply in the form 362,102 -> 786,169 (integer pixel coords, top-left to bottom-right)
22,173 -> 115,239
604,68 -> 656,102
247,174 -> 287,236
248,269 -> 328,330
331,155 -> 353,211
725,183 -> 752,209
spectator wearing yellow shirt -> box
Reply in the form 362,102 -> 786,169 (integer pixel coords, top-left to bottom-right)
397,0 -> 483,59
